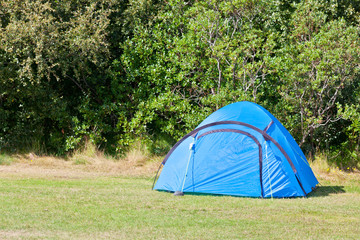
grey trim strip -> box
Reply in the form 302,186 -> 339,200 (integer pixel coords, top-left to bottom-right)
263,120 -> 274,132
197,128 -> 264,197
152,163 -> 163,190
295,174 -> 307,196
162,121 -> 296,174
198,129 -> 255,140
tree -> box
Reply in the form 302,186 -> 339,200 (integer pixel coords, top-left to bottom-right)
0,0 -> 112,153
117,0 -> 276,145
275,0 -> 360,155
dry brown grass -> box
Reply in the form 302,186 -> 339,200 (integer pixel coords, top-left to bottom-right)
2,146 -> 359,184
310,153 -> 360,184
0,143 -> 162,179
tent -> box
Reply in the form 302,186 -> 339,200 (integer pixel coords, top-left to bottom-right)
153,101 -> 318,198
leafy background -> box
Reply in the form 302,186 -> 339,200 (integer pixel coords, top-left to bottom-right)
0,0 -> 359,168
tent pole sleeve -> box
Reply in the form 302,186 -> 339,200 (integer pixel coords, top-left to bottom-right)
295,174 -> 307,196
263,120 -> 274,132
162,121 -> 298,174
152,163 -> 164,190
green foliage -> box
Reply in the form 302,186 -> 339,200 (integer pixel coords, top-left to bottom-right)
0,0 -> 360,168
0,0 -> 115,154
117,0 -> 276,146
272,0 -> 360,155
334,101 -> 360,168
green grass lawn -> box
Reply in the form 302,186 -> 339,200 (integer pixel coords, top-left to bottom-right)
0,173 -> 359,239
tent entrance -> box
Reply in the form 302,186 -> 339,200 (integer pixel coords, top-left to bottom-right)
187,129 -> 264,197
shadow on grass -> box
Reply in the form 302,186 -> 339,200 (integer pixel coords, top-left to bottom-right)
307,186 -> 345,197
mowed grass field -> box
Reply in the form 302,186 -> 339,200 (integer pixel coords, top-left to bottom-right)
0,156 -> 359,239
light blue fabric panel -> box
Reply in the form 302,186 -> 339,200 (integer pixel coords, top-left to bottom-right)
154,137 -> 194,192
264,117 -> 318,194
262,141 -> 304,197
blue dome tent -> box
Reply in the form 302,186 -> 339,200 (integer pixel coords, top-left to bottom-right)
153,101 -> 318,198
